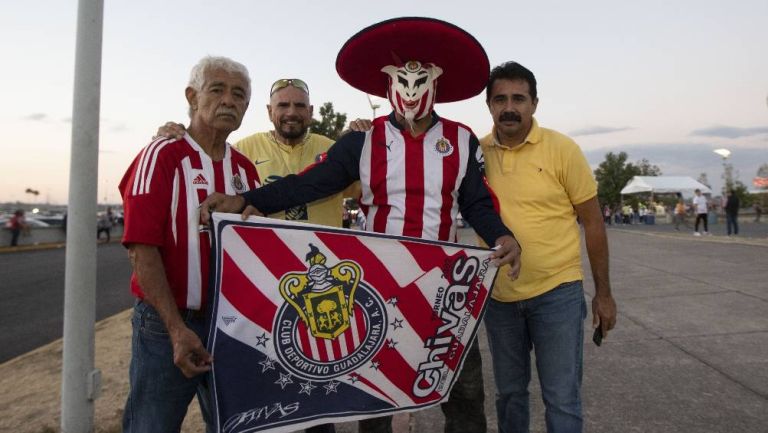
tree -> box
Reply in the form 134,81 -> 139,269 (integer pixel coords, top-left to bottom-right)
594,152 -> 633,209
636,158 -> 662,176
310,102 -> 347,140
757,163 -> 768,179
697,173 -> 711,189
593,152 -> 662,209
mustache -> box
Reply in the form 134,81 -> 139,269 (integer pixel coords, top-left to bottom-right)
498,112 -> 521,122
216,108 -> 238,117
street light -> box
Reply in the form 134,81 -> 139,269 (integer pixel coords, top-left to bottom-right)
713,148 -> 732,195
713,148 -> 731,159
367,94 -> 382,119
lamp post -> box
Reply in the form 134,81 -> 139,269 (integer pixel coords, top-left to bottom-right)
713,148 -> 732,195
367,94 -> 382,119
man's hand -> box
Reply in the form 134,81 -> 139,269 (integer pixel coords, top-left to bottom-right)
348,118 -> 373,132
491,235 -> 522,279
169,325 -> 212,378
154,121 -> 186,140
592,293 -> 617,339
199,193 -> 246,224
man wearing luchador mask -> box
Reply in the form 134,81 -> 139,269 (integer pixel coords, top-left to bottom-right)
200,17 -> 522,433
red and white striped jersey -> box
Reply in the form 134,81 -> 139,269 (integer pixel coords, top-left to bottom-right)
359,116 -> 470,242
240,112 -> 512,247
119,134 -> 260,309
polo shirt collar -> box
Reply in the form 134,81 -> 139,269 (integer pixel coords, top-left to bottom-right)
492,117 -> 541,150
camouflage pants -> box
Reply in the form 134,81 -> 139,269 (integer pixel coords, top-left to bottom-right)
358,339 -> 486,433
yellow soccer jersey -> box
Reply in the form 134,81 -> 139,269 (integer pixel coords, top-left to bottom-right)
235,132 -> 350,227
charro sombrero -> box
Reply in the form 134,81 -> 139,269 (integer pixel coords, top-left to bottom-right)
335,17 -> 489,103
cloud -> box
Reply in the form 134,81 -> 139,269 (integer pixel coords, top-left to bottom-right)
569,126 -> 632,137
690,126 -> 768,139
23,113 -> 47,121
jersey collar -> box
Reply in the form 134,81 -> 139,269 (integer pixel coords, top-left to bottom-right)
387,110 -> 440,132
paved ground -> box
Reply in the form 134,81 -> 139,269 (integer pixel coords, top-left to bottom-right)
0,242 -> 133,363
2,221 -> 767,432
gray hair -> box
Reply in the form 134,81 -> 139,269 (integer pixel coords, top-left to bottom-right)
187,56 -> 251,116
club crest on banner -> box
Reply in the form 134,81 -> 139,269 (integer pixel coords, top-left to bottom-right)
275,243 -> 387,380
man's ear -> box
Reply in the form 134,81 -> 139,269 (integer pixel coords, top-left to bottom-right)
266,104 -> 272,118
532,97 -> 539,115
309,104 -> 314,119
185,87 -> 197,111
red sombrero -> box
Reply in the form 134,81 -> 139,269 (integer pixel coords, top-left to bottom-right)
336,17 -> 489,103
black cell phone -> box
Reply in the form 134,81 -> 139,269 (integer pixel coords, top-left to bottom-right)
592,326 -> 603,347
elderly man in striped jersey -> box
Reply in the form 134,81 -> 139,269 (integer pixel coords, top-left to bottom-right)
119,56 -> 261,433
200,18 -> 522,433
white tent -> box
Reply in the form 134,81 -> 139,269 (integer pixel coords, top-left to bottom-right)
620,176 -> 712,198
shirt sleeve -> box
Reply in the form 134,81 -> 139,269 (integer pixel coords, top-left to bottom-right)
458,134 -> 514,246
120,145 -> 174,247
560,139 -> 597,206
240,132 -> 364,214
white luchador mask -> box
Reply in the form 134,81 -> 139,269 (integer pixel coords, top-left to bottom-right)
381,60 -> 443,123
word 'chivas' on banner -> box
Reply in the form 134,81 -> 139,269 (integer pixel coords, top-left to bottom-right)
207,214 -> 499,433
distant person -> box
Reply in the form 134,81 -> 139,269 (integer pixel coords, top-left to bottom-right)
119,56 -> 260,433
673,197 -> 689,231
692,189 -> 709,236
603,204 -> 612,225
755,203 -> 762,222
97,207 -> 114,242
7,210 -> 28,247
725,190 -> 740,236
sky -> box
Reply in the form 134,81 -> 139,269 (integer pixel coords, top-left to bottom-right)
1,0 -> 766,205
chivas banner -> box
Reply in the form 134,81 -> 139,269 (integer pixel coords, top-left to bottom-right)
207,214 -> 499,433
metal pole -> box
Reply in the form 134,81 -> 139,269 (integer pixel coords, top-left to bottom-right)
61,0 -> 103,432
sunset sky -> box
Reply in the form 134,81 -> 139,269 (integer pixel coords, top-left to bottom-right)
1,0 -> 766,204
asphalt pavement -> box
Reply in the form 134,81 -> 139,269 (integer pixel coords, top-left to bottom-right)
2,222 -> 767,432
0,242 -> 134,363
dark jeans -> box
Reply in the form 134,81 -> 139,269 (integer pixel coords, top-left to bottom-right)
695,213 -> 708,233
726,213 -> 739,235
123,301 -> 213,433
484,281 -> 587,433
10,228 -> 20,246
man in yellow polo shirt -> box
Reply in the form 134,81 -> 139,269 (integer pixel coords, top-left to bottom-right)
480,62 -> 617,433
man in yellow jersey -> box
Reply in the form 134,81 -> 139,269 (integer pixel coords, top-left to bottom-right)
479,61 -> 617,433
236,78 -> 355,226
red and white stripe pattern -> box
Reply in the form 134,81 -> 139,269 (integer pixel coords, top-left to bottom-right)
358,117 -> 470,242
120,134 -> 259,310
210,215 -> 498,412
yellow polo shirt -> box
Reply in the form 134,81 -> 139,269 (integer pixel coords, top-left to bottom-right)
480,119 -> 596,302
235,132 -> 350,227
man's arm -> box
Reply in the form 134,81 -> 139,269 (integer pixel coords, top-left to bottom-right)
128,244 -> 212,377
574,196 -> 617,338
458,135 -> 521,279
200,132 -> 364,223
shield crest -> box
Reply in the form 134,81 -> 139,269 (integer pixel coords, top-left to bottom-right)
279,244 -> 362,340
